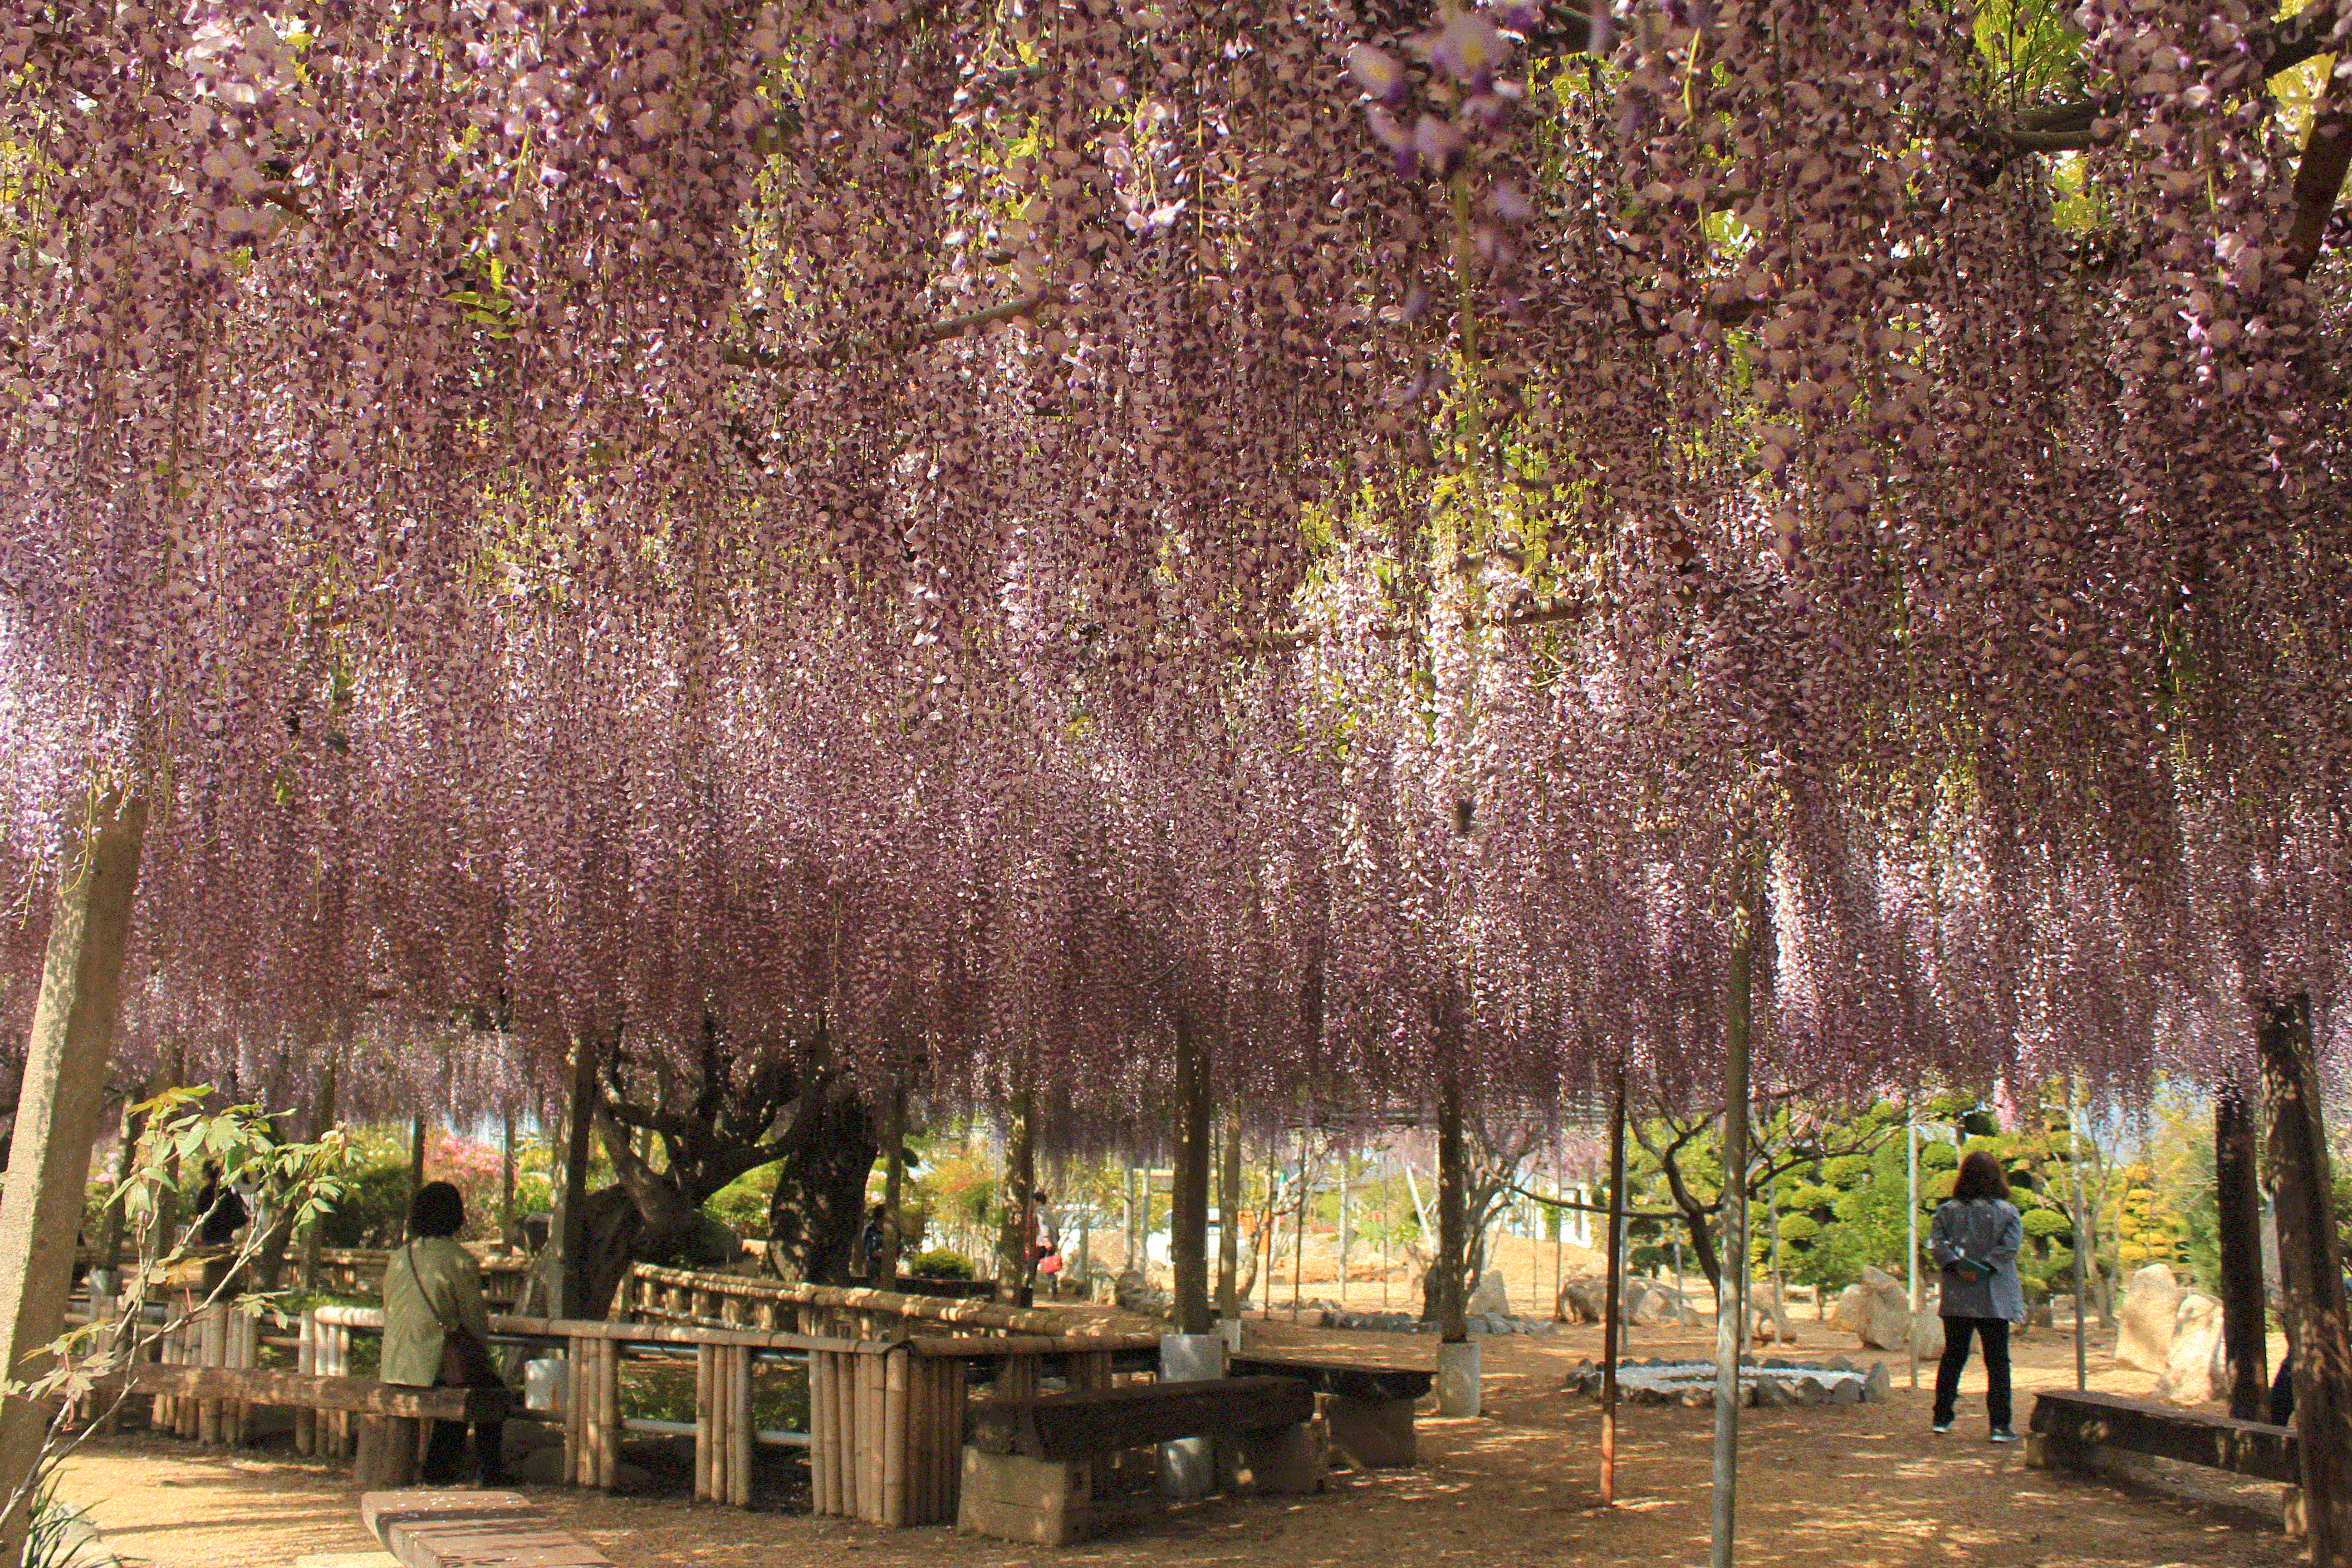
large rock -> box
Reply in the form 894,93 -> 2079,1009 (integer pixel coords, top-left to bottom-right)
1115,1268 -> 1154,1312
1627,1279 -> 1685,1327
1558,1277 -> 1607,1323
2152,1292 -> 2226,1405
2114,1264 -> 2184,1373
1831,1283 -> 1870,1336
1469,1269 -> 1511,1318
1750,1284 -> 1796,1345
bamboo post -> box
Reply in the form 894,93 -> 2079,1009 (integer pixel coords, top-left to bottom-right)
860,1350 -> 885,1521
729,1347 -> 753,1508
565,1335 -> 588,1486
1709,872 -> 1755,1568
694,1346 -> 715,1500
815,1352 -> 840,1516
883,1347 -> 910,1526
599,1338 -> 622,1490
294,1311 -> 317,1455
1601,1073 -> 1627,1506
197,1306 -> 225,1446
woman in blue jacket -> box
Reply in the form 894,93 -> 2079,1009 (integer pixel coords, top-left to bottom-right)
1929,1151 -> 2027,1442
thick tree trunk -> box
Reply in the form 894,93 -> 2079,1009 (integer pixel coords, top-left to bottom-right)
764,1093 -> 879,1287
549,1036 -> 599,1318
0,791 -> 147,1568
299,1062 -> 338,1291
994,1089 -> 1035,1305
2261,995 -> 2351,1568
2215,1082 -> 2269,1422
1436,1076 -> 1468,1343
96,1076 -> 149,1275
1170,1017 -> 1213,1336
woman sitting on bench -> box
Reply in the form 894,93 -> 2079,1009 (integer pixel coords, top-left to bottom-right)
385,1181 -> 514,1489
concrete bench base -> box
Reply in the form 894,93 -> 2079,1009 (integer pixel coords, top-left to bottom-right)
361,1491 -> 612,1568
1215,1416 -> 1328,1495
956,1450 -> 1095,1546
1323,1395 -> 1414,1469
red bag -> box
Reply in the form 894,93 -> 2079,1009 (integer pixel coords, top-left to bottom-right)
1038,1250 -> 1064,1276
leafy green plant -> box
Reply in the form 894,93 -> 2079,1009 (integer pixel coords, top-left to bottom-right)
904,1249 -> 974,1280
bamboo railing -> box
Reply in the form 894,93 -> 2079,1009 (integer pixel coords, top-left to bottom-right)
74,1264 -> 1156,1526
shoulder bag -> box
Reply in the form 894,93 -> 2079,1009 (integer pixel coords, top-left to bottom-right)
406,1240 -> 503,1388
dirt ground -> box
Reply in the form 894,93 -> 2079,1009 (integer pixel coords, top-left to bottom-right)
53,1294 -> 2304,1568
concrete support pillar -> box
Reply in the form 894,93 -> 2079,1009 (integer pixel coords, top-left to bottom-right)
1156,1333 -> 1221,1497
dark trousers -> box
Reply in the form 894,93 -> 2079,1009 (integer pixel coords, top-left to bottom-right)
1933,1317 -> 2012,1430
420,1373 -> 506,1485
2272,1352 -> 2295,1426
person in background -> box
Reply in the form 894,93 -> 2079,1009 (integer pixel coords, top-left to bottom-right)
2269,1273 -> 2352,1426
1033,1189 -> 1062,1299
192,1161 -> 248,1247
859,1203 -> 888,1282
384,1181 -> 512,1488
1928,1150 -> 2027,1443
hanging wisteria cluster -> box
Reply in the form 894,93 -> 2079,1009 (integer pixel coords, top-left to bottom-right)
3,0 -> 2348,1141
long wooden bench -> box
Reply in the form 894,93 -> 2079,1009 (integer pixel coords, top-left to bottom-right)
1228,1356 -> 1431,1469
960,1377 -> 1323,1545
2027,1390 -> 2305,1534
362,1490 -> 611,1568
97,1364 -> 512,1485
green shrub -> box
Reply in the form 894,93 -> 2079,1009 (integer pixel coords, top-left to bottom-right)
316,1161 -> 415,1247
905,1249 -> 973,1280
1820,1155 -> 1873,1188
1775,1213 -> 1823,1247
1920,1142 -> 1958,1171
2022,1206 -> 2074,1241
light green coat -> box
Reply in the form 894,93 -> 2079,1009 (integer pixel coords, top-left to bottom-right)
382,1237 -> 493,1388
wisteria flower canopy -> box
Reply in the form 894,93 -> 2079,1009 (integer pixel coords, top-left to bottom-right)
2,0 -> 2346,1127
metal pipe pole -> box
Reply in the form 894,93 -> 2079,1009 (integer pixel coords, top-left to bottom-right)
1907,1121 -> 1920,1391
1601,1073 -> 1627,1506
1709,880 -> 1755,1568
2068,1083 -> 2089,1392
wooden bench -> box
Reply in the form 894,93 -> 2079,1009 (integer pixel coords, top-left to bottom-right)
2027,1390 -> 2306,1534
1228,1355 -> 1431,1469
959,1377 -> 1323,1545
97,1364 -> 512,1485
361,1490 -> 612,1568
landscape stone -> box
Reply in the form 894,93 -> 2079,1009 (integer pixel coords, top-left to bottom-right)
1792,1377 -> 1829,1408
2152,1292 -> 2226,1405
1468,1269 -> 1511,1317
1753,1377 -> 1797,1408
1558,1278 -> 1606,1323
1828,1377 -> 1862,1405
1678,1385 -> 1712,1408
1862,1362 -> 1891,1402
2114,1264 -> 2184,1373
1831,1283 -> 1870,1336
